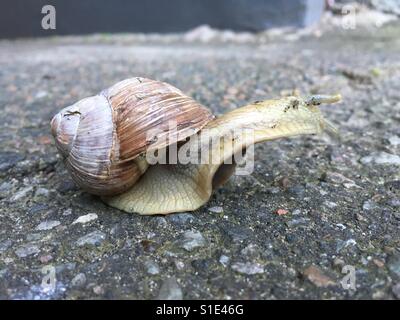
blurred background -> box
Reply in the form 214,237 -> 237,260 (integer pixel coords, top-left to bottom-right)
1,0 -> 399,38
2,0 -> 324,38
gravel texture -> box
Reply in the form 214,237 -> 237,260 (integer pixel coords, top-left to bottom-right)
0,19 -> 399,299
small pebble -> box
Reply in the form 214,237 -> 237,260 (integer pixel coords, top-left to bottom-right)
361,152 -> 400,165
37,135 -> 52,145
93,285 -> 104,295
335,223 -> 346,230
0,240 -> 12,253
333,258 -> 345,268
240,244 -> 259,257
0,152 -> 24,172
179,230 -> 206,251
361,256 -> 369,266
325,201 -> 338,209
15,244 -> 40,258
26,233 -> 43,241
63,209 -> 73,216
372,291 -> 386,299
174,260 -> 185,270
222,225 -> 252,242
35,90 -> 48,99
39,255 -> 53,264
219,255 -> 230,267
10,186 -> 33,202
34,187 -> 50,198
336,239 -> 357,253
168,213 -> 194,224
72,213 -> 98,224
388,136 -> 400,146
387,255 -> 400,277
76,231 -> 106,246
208,206 -> 224,213
231,262 -> 264,275
373,259 -> 385,268
356,213 -> 368,222
389,198 -> 400,207
275,208 -> 288,216
303,265 -> 335,287
35,220 -> 60,231
0,181 -> 13,198
157,277 -> 183,300
363,200 -> 378,211
286,217 -> 310,227
71,273 -> 87,287
144,260 -> 160,275
392,283 -> 400,299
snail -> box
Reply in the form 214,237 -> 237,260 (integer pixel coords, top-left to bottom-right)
51,77 -> 341,215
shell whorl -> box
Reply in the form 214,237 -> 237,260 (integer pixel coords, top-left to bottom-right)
51,77 -> 214,196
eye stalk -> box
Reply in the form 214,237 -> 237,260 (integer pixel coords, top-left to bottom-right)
50,105 -> 81,157
305,94 -> 342,106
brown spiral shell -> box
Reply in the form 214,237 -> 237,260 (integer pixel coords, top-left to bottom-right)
50,77 -> 214,195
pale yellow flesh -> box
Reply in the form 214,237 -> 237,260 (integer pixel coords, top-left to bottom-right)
103,95 -> 340,215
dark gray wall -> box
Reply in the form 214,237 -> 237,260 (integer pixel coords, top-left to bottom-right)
0,0 -> 325,39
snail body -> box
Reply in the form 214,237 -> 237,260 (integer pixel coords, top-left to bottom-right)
51,77 -> 341,215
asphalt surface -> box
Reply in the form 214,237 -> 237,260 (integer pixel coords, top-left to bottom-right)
0,21 -> 399,299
